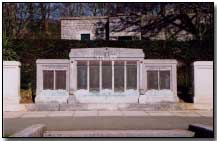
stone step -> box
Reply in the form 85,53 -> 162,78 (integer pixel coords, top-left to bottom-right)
43,130 -> 195,137
25,102 -> 182,111
67,95 -> 80,104
60,103 -> 182,111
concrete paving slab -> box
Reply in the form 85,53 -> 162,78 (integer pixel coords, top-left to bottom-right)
21,111 -> 50,118
4,115 -> 213,136
3,112 -> 25,118
147,111 -> 173,116
98,111 -> 123,116
169,111 -> 189,117
169,111 -> 201,117
122,111 -> 148,116
195,111 -> 213,117
74,111 -> 98,117
44,130 -> 195,137
48,111 -> 74,117
183,112 -> 201,117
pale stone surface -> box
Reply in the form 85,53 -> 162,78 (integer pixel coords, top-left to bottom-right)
36,59 -> 70,97
193,61 -> 213,109
61,17 -> 108,40
87,104 -> 124,110
21,112 -> 50,118
98,111 -> 123,116
122,111 -> 148,116
170,111 -> 201,117
36,48 -> 178,105
147,111 -> 173,116
12,124 -> 46,137
3,112 -> 25,118
35,90 -> 69,104
4,110 -> 212,119
74,111 -> 98,117
139,90 -> 178,104
43,130 -> 194,137
48,111 -> 74,117
3,61 -> 22,111
74,89 -> 139,104
195,111 -> 213,117
143,59 -> 178,96
69,48 -> 145,58
26,103 -> 60,111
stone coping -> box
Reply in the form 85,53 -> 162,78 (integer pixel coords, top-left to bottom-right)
143,59 -> 178,64
193,61 -> 213,66
3,110 -> 213,119
69,47 -> 145,58
36,59 -> 70,64
3,61 -> 21,66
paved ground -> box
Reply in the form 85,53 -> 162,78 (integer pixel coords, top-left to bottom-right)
44,130 -> 195,137
3,110 -> 213,136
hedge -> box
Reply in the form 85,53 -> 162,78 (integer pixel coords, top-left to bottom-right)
5,39 -> 214,100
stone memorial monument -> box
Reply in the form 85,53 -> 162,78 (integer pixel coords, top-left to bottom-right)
36,48 -> 178,104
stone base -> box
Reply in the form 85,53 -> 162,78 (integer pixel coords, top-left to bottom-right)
25,103 -> 60,111
193,96 -> 213,110
35,96 -> 69,104
138,91 -> 178,104
192,104 -> 213,110
74,95 -> 139,104
3,96 -> 25,111
3,104 -> 26,112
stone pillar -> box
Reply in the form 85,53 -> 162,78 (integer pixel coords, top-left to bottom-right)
137,61 -> 139,91
124,61 -> 127,92
112,61 -> 114,93
70,59 -> 76,94
3,61 -> 24,111
193,61 -> 213,109
87,61 -> 90,92
99,60 -> 102,92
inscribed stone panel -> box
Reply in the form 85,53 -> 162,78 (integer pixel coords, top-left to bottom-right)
43,70 -> 54,90
102,61 -> 112,89
55,70 -> 66,90
114,61 -> 125,91
89,61 -> 100,92
127,61 -> 137,89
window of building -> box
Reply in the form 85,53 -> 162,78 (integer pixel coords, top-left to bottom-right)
114,61 -> 125,92
118,36 -> 132,41
127,61 -> 137,89
89,61 -> 100,92
43,70 -> 67,90
102,61 -> 112,89
77,61 -> 87,89
147,70 -> 170,90
81,34 -> 90,41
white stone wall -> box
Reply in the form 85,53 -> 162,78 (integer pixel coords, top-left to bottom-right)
143,59 -> 178,95
138,59 -> 178,104
193,61 -> 213,109
36,59 -> 70,103
3,61 -> 24,111
61,17 -> 108,40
